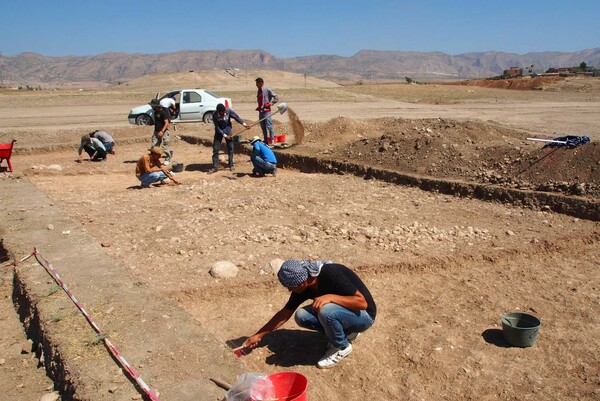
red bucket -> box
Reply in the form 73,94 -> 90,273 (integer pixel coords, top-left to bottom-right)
251,372 -> 307,401
267,135 -> 287,144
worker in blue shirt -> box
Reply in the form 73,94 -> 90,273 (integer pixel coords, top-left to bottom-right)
249,136 -> 277,177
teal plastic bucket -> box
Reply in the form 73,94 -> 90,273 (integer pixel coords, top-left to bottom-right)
501,312 -> 541,347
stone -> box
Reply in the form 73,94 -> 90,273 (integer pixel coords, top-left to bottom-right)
40,392 -> 60,401
21,339 -> 33,354
209,261 -> 239,279
46,164 -> 63,171
47,224 -> 54,230
267,258 -> 285,275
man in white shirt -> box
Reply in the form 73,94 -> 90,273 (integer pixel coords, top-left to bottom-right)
159,95 -> 177,119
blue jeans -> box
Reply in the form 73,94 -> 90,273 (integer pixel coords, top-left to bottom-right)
251,155 -> 276,175
102,142 -> 114,153
259,112 -> 275,143
138,171 -> 167,187
295,304 -> 374,349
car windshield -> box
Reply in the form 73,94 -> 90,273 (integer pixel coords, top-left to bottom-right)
204,91 -> 221,99
160,91 -> 178,100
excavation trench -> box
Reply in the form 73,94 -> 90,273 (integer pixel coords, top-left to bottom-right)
181,135 -> 600,221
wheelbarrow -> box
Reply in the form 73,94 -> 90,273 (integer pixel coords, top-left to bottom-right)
0,139 -> 16,173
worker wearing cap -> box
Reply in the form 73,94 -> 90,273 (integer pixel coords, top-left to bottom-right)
135,146 -> 180,188
255,77 -> 279,145
208,103 -> 249,173
242,260 -> 376,369
77,134 -> 107,162
149,99 -> 173,164
249,136 -> 277,177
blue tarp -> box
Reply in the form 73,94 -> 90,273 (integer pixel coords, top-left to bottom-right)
543,135 -> 591,149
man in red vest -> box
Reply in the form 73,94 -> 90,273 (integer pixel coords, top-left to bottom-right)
255,77 -> 279,145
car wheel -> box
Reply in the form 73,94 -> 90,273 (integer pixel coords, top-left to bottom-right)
136,114 -> 154,125
203,112 -> 213,124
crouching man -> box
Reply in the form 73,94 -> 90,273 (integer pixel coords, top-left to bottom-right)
77,134 -> 107,162
135,146 -> 180,188
91,130 -> 116,154
249,136 -> 277,177
242,259 -> 376,368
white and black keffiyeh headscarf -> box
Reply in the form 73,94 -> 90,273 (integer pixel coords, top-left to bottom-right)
277,259 -> 333,288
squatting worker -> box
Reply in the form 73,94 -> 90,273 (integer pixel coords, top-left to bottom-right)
90,130 -> 115,154
255,77 -> 279,145
135,146 -> 180,188
208,103 -> 249,173
243,260 -> 376,369
249,136 -> 277,177
77,134 -> 107,162
149,99 -> 173,164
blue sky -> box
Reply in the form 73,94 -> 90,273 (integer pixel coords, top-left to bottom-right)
2,0 -> 599,58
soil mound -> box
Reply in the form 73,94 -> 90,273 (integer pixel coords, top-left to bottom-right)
445,76 -> 565,90
290,117 -> 599,198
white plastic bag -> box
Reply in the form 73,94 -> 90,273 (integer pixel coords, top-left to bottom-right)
226,372 -> 274,401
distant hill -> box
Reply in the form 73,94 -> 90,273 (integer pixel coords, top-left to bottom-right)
1,48 -> 598,87
122,69 -> 341,92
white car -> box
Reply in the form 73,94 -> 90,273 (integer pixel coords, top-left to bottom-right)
128,89 -> 232,125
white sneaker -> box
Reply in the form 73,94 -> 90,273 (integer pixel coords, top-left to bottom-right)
317,344 -> 352,369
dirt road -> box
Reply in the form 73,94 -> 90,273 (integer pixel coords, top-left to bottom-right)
3,98 -> 599,140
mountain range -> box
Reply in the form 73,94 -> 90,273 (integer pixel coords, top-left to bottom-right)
1,48 -> 599,87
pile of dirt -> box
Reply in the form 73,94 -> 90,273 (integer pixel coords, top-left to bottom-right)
289,117 -> 600,198
445,76 -> 566,90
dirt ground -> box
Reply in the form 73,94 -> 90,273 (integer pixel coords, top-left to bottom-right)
1,76 -> 599,401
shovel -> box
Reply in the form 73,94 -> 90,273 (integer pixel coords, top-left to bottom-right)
526,137 -> 568,145
231,102 -> 288,138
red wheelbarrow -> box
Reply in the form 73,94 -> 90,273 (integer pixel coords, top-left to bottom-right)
0,139 -> 16,173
